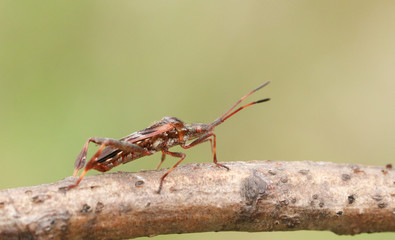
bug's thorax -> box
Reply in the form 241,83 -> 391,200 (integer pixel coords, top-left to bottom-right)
143,121 -> 213,149
150,116 -> 214,144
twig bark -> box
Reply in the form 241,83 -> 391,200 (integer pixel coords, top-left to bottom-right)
0,161 -> 394,239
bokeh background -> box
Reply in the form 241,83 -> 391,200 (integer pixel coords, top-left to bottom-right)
1,1 -> 394,239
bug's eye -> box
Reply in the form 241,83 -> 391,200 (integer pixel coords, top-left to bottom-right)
196,126 -> 202,133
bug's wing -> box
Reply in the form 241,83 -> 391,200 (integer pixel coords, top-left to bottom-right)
120,122 -> 174,142
96,123 -> 174,163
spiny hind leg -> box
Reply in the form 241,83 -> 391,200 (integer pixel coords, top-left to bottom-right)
71,137 -> 151,188
69,143 -> 107,188
73,137 -> 151,176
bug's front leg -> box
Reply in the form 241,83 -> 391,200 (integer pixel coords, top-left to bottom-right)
71,137 -> 151,188
181,132 -> 229,170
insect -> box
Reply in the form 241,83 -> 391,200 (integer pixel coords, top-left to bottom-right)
70,81 -> 270,193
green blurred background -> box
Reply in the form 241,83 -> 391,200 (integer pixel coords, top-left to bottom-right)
0,1 -> 394,239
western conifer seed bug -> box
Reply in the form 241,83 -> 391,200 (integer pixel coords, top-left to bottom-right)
71,81 -> 270,193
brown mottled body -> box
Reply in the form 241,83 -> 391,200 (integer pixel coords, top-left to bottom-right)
71,82 -> 270,193
95,118 -> 186,171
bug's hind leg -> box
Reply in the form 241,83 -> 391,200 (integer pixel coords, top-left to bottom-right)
157,150 -> 186,194
73,137 -> 152,175
73,139 -> 91,176
181,132 -> 229,170
71,137 -> 152,188
69,143 -> 107,188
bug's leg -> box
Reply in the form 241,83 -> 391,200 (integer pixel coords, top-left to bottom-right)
73,137 -> 151,175
73,139 -> 91,177
69,143 -> 107,188
71,137 -> 151,188
156,151 -> 167,170
181,132 -> 229,170
157,150 -> 186,193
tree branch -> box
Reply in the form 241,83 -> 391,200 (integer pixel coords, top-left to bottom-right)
0,161 -> 394,239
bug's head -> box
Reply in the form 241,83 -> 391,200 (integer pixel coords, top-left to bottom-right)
186,123 -> 213,139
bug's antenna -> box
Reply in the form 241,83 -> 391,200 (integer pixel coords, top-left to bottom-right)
211,81 -> 270,127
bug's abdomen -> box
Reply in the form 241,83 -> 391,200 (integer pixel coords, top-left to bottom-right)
92,150 -> 144,172
92,129 -> 182,172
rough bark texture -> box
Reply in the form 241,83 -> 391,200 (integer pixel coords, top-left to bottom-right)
0,161 -> 394,240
